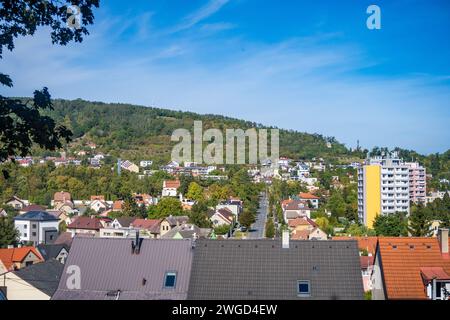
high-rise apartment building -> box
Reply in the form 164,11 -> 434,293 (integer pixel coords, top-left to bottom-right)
358,152 -> 410,228
404,162 -> 427,204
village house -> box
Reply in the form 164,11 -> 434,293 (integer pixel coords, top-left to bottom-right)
0,259 -> 64,300
282,199 -> 312,222
288,217 -> 327,240
52,191 -> 72,208
209,208 -> 234,227
297,192 -> 320,209
215,198 -> 243,216
46,209 -> 71,225
121,160 -> 139,173
67,216 -> 110,237
112,200 -> 123,212
89,198 -> 110,213
52,237 -> 194,300
160,215 -> 189,237
14,211 -> 60,245
0,247 -> 44,272
161,224 -> 211,240
371,229 -> 450,300
162,180 -> 181,197
37,244 -> 70,264
5,196 -> 29,210
131,219 -> 162,239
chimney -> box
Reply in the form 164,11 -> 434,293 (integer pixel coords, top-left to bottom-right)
282,230 -> 290,249
438,228 -> 449,254
131,230 -> 143,255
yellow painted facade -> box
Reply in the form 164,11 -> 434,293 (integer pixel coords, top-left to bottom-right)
365,165 -> 381,228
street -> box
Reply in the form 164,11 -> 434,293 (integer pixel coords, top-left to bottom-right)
247,192 -> 268,239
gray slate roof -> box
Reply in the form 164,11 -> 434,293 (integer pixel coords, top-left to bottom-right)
14,211 -> 59,221
187,239 -> 364,300
52,237 -> 194,300
37,244 -> 69,261
12,259 -> 64,296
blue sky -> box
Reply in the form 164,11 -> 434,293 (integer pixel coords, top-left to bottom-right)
1,0 -> 450,154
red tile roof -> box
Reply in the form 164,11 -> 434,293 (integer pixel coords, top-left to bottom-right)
21,204 -> 46,212
67,216 -> 103,230
90,195 -> 105,201
420,267 -> 450,281
0,247 -> 43,271
288,217 -> 317,228
298,192 -> 319,200
131,219 -> 161,233
377,237 -> 450,300
112,200 -> 123,210
164,180 -> 180,189
54,191 -> 71,202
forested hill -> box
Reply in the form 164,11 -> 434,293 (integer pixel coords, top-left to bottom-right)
34,98 -> 355,163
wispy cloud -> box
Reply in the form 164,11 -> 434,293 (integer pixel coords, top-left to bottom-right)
167,0 -> 230,33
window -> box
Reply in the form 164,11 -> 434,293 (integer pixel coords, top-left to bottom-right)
32,232 -> 36,237
297,280 -> 311,297
164,272 -> 177,289
32,224 -> 37,229
23,233 -> 27,237
24,224 -> 27,229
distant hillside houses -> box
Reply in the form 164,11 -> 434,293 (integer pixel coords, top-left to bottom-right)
121,160 -> 139,173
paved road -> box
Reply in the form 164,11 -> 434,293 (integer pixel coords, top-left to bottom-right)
247,192 -> 268,239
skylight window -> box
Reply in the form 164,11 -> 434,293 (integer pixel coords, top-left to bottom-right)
164,272 -> 177,289
297,280 -> 311,297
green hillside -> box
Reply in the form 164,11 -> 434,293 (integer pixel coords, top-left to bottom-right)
35,98 -> 354,163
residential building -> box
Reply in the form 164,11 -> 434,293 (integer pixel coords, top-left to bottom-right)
5,196 -> 29,210
281,199 -> 312,222
121,160 -> 139,173
187,238 -> 364,300
131,219 -> 162,238
161,224 -> 211,240
160,215 -> 190,237
37,244 -> 70,264
52,237 -> 194,300
360,256 -> 374,292
371,229 -> 450,300
405,162 -> 427,204
209,208 -> 234,227
14,211 -> 60,245
162,180 -> 181,197
297,193 -> 320,209
1,259 -> 64,300
67,216 -> 106,236
0,208 -> 7,218
0,247 -> 44,271
358,153 -> 410,228
89,199 -> 109,213
426,191 -> 450,204
52,191 -> 72,208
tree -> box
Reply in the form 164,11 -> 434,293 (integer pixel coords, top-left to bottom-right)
373,213 -> 408,236
122,195 -> 141,217
0,0 -> 100,163
239,209 -> 255,229
0,217 -> 19,248
265,218 -> 275,238
408,204 -> 433,237
186,182 -> 204,202
149,197 -> 183,218
189,201 -> 211,228
214,224 -> 230,236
